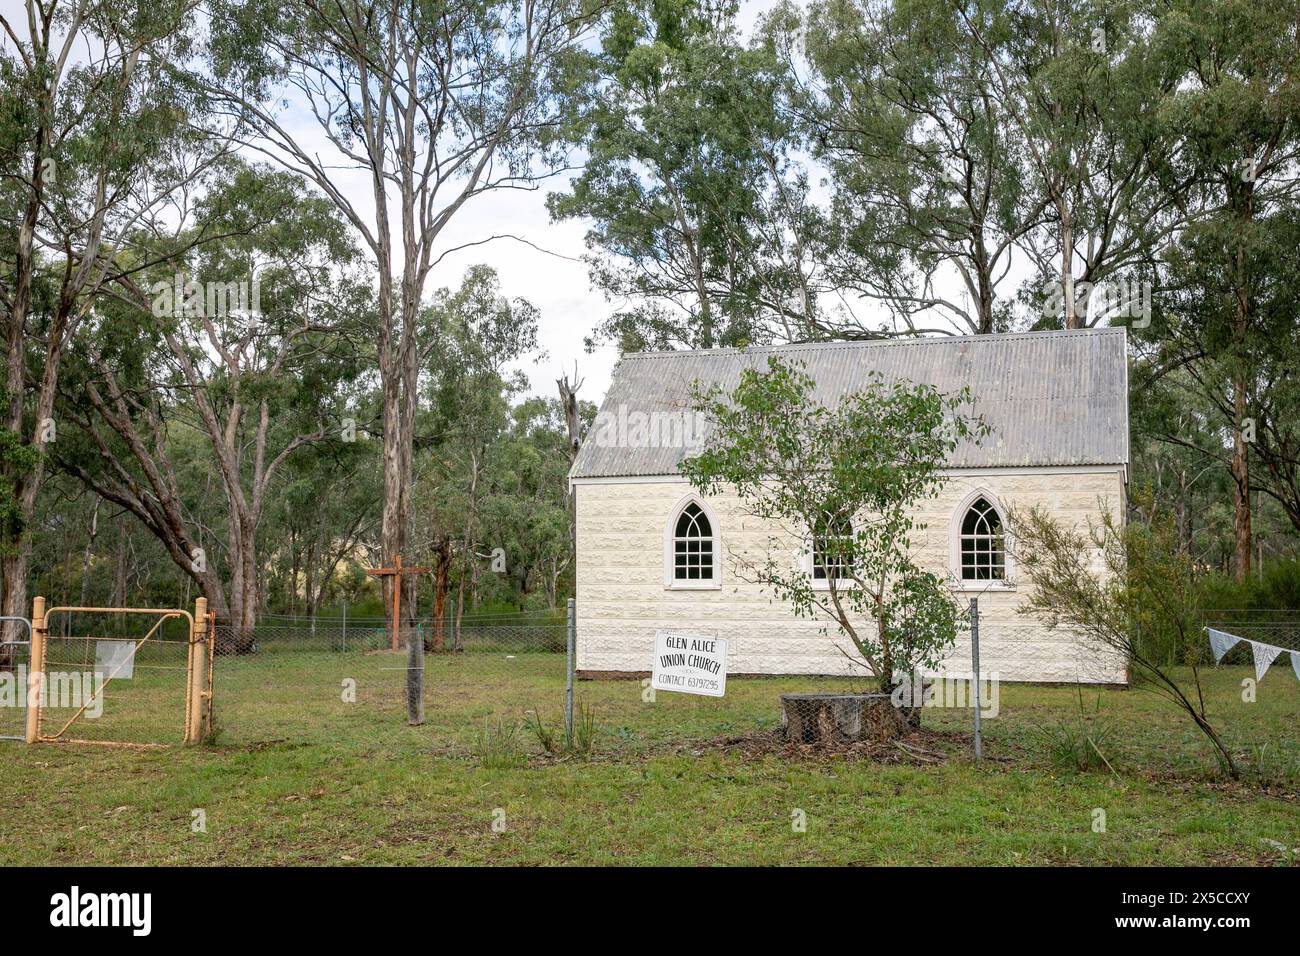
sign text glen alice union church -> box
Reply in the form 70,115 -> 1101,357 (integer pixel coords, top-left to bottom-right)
568,328 -> 1131,686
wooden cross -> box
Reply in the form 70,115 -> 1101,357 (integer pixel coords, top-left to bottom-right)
366,554 -> 429,651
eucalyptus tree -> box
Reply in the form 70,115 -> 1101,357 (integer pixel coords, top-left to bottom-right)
1136,0 -> 1300,580
417,265 -> 539,642
28,475 -> 192,613
264,437 -> 381,617
1128,360 -> 1240,565
550,0 -> 823,352
479,395 -> 584,609
955,0 -> 1184,329
0,0 -> 232,640
200,0 -> 599,622
777,0 -> 1048,336
1247,269 -> 1300,538
55,165 -> 367,635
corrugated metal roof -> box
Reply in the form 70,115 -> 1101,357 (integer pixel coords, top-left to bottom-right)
570,328 -> 1129,478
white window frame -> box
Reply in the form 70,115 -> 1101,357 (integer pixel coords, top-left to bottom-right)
664,494 -> 722,590
950,489 -> 1015,592
802,510 -> 858,591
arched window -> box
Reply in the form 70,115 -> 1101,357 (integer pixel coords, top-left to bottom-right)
669,499 -> 718,585
812,510 -> 854,583
959,496 -> 1006,581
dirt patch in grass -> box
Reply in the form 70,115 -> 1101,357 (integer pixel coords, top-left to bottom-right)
1140,772 -> 1300,802
513,726 -> 961,768
228,738 -> 309,754
688,727 -> 965,765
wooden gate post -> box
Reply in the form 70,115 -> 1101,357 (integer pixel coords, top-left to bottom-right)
185,597 -> 207,745
25,596 -> 46,744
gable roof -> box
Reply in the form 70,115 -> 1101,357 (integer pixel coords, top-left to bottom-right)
570,328 -> 1130,480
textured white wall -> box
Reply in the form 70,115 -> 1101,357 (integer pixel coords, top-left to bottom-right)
574,470 -> 1129,684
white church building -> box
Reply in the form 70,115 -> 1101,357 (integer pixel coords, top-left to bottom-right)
569,328 -> 1131,685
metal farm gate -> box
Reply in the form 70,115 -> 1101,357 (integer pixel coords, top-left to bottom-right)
0,616 -> 32,741
17,597 -> 213,748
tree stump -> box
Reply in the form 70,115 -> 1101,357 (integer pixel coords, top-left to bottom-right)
780,693 -> 905,745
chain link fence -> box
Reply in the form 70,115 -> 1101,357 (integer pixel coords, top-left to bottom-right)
203,603 -> 965,755
200,600 -> 1057,754
1201,608 -> 1300,664
10,601 -> 1300,762
0,618 -> 32,741
30,609 -> 197,747
209,608 -> 573,751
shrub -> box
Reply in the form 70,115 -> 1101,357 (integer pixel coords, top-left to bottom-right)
1200,559 -> 1300,612
1011,504 -> 1241,778
681,355 -> 987,696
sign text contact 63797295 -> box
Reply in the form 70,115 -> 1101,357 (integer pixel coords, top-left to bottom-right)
652,631 -> 727,697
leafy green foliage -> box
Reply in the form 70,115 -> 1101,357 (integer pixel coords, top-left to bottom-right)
681,355 -> 987,693
1012,502 -> 1241,777
550,0 -> 820,351
0,426 -> 40,561
1198,560 -> 1300,614
782,0 -> 1041,335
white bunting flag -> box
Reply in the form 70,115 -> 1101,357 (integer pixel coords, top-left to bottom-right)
1250,641 -> 1283,682
1206,628 -> 1300,685
1206,628 -> 1241,664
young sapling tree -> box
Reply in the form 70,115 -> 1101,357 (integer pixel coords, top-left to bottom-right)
680,356 -> 987,709
1011,503 -> 1241,778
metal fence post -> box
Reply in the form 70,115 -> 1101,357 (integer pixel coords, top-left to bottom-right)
970,597 -> 982,762
25,596 -> 46,744
341,600 -> 347,652
566,597 -> 575,745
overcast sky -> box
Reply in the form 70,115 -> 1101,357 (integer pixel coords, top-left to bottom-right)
450,0 -> 787,405
0,0 -> 789,406
428,171 -> 618,404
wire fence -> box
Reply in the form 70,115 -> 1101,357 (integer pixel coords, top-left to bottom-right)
1200,608 -> 1300,666
1202,608 -> 1300,638
190,600 -> 1095,752
0,618 -> 31,741
208,608 -> 573,751
11,602 -> 1299,759
31,609 -> 196,747
200,601 -> 993,754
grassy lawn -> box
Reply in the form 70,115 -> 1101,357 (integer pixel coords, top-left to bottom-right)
1,652 -> 1298,865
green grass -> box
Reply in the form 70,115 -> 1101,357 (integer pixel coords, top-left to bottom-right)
1,654 -> 1298,865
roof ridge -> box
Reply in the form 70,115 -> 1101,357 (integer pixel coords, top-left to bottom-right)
621,327 -> 1126,361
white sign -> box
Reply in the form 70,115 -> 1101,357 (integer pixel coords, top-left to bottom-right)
652,631 -> 727,697
95,640 -> 137,679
